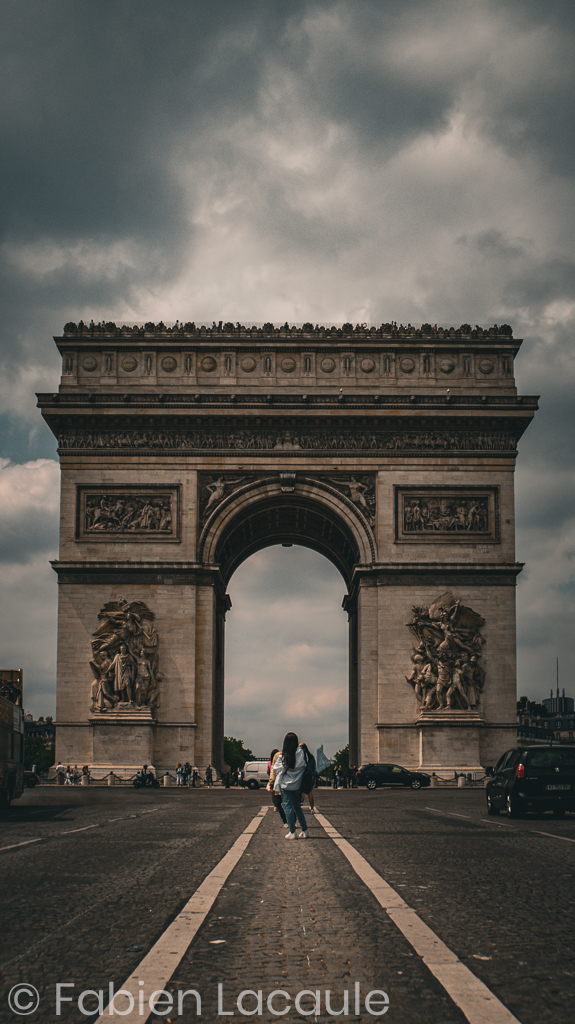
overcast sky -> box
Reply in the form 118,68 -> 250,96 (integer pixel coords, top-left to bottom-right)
1,0 -> 574,756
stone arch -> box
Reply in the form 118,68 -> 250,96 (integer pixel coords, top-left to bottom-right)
198,477 -> 376,767
199,476 -> 376,585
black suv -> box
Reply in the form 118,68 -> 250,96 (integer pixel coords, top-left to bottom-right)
356,763 -> 430,790
486,745 -> 575,818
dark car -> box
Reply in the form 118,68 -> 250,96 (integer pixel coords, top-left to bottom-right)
486,745 -> 575,818
356,763 -> 430,790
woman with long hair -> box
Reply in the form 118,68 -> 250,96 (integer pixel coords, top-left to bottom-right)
267,747 -> 287,825
267,731 -> 308,839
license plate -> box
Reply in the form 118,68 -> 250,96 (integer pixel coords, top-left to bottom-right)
546,784 -> 570,791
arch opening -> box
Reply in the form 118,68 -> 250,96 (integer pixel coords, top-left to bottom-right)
224,544 -> 349,759
214,493 -> 361,588
205,485 -> 368,771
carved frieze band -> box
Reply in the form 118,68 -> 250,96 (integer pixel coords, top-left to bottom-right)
395,487 -> 499,543
76,486 -> 181,541
60,428 -> 517,454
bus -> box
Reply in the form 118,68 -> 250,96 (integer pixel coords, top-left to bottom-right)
0,669 -> 24,808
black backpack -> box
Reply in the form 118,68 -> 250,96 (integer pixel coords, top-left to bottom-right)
300,749 -> 316,794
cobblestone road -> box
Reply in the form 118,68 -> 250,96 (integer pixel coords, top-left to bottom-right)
0,787 -> 573,1023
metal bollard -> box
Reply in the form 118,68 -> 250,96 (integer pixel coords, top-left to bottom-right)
81,775 -> 89,786
430,775 -> 438,788
457,775 -> 466,788
108,773 -> 116,786
163,773 -> 172,787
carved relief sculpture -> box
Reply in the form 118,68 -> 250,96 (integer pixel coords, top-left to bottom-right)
404,496 -> 488,533
329,475 -> 376,525
396,488 -> 498,543
405,592 -> 486,712
77,488 -> 180,541
200,475 -> 251,520
90,599 -> 162,713
85,493 -> 172,533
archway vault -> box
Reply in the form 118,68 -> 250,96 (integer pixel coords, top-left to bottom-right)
198,475 -> 376,587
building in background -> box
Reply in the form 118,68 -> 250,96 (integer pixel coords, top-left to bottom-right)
517,690 -> 575,744
316,744 -> 332,772
24,714 -> 56,745
0,669 -> 23,707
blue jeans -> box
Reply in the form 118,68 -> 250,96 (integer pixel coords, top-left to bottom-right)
281,789 -> 307,833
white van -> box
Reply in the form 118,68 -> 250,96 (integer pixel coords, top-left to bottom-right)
242,760 -> 269,789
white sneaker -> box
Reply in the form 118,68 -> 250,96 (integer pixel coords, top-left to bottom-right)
285,832 -> 296,839
299,830 -> 309,838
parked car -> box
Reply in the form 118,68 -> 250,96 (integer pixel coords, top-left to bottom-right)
486,745 -> 575,818
356,763 -> 431,790
242,761 -> 270,789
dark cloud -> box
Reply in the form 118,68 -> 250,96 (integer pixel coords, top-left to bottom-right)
1,0 -> 575,721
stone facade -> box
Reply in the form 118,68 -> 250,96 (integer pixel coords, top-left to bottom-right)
39,321 -> 537,772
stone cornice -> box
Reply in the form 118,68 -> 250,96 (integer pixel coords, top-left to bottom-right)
344,562 -> 524,606
60,320 -> 516,341
38,392 -> 538,411
51,560 -> 230,605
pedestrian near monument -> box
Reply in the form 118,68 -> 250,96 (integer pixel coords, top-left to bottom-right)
267,748 -> 287,825
268,732 -> 309,839
205,764 -> 213,787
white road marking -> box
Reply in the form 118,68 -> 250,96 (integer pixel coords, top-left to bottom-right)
0,838 -> 43,852
478,819 -> 516,827
426,806 -> 575,842
61,824 -> 100,834
532,830 -> 575,844
93,807 -> 268,1024
426,808 -> 474,819
316,812 -> 522,1024
426,807 -> 516,828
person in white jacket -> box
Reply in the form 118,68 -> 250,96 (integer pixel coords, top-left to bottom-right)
267,731 -> 308,838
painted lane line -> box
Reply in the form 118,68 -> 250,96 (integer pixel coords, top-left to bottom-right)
425,808 -> 473,819
427,808 -> 575,842
93,807 -> 268,1024
315,812 -> 522,1024
426,807 -> 516,829
0,838 -> 43,853
532,830 -> 575,844
61,824 -> 100,834
478,820 -> 516,828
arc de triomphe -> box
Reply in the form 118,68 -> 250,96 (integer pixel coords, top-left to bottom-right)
38,321 -> 537,774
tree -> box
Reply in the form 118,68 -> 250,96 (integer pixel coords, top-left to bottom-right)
333,743 -> 349,773
321,743 -> 349,779
24,736 -> 55,773
223,736 -> 255,772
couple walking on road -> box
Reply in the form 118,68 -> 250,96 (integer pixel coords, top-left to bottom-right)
267,732 -> 316,839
